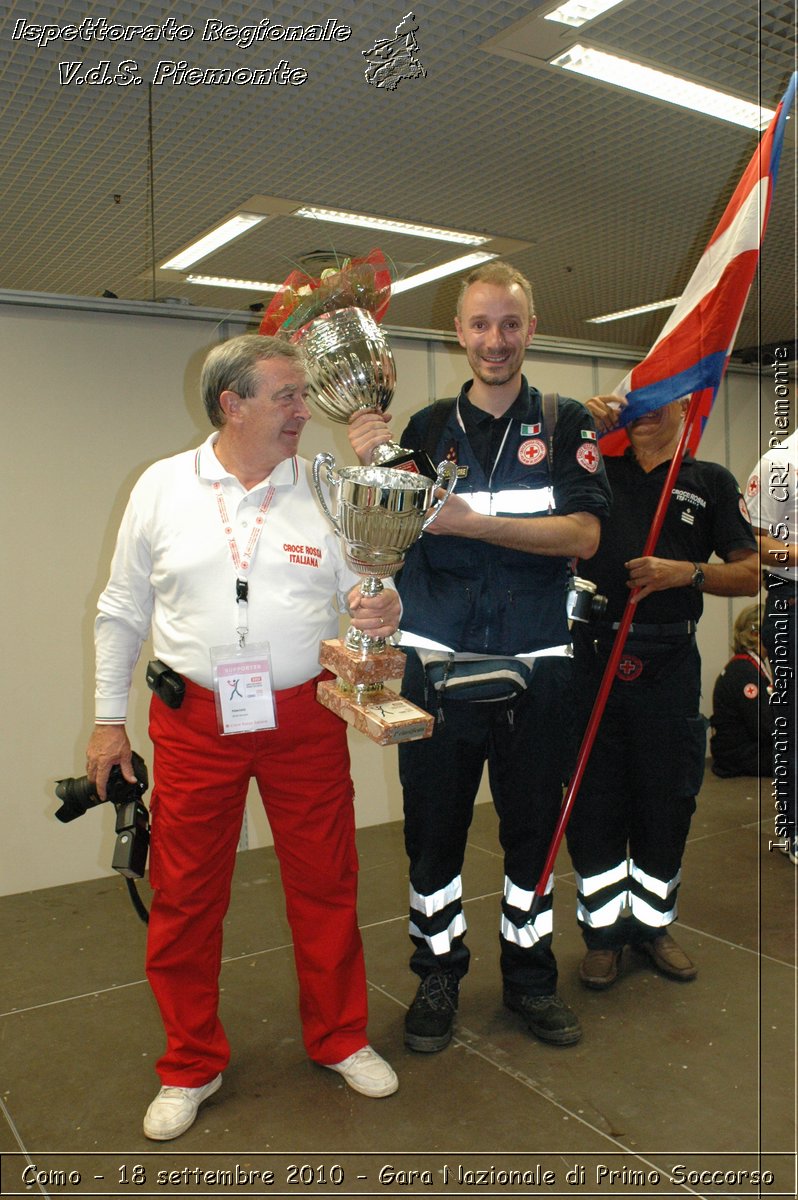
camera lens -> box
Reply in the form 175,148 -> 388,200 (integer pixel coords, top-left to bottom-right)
54,753 -> 148,824
591,593 -> 609,621
54,775 -> 103,823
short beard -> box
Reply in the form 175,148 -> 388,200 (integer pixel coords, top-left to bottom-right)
474,364 -> 516,387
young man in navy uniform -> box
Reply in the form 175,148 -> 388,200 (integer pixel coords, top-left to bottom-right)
348,262 -> 612,1052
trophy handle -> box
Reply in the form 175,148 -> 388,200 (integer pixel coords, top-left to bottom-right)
421,460 -> 457,531
312,452 -> 341,534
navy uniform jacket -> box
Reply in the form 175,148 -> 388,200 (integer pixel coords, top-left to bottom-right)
711,653 -> 773,777
396,378 -> 612,656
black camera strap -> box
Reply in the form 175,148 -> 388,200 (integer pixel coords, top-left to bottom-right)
125,879 -> 149,924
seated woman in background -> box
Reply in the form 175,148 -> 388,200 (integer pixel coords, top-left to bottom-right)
710,604 -> 773,778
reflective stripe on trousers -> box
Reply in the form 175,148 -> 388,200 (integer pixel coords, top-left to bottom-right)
575,858 -> 680,929
501,873 -> 554,948
409,875 -> 467,957
409,872 -> 555,953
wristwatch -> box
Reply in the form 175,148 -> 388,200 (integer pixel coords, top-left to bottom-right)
690,562 -> 705,590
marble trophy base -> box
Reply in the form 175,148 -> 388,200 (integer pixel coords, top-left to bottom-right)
317,637 -> 434,745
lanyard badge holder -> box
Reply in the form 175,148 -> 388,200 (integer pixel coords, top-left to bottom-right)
210,482 -> 278,736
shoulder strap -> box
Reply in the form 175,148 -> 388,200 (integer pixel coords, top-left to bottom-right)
421,397 -> 457,460
541,392 -> 559,465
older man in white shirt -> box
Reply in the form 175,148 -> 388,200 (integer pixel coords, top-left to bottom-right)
87,334 -> 400,1140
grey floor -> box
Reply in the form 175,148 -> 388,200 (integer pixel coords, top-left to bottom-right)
1,772 -> 795,1199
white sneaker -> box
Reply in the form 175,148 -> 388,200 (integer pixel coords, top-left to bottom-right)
324,1045 -> 398,1097
143,1074 -> 222,1140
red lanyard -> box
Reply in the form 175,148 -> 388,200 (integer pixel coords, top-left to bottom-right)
213,481 -> 275,645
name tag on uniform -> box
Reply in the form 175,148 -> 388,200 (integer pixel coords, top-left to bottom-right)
211,643 -> 277,735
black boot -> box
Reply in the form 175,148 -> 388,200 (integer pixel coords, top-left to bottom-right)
503,990 -> 582,1045
404,971 -> 460,1052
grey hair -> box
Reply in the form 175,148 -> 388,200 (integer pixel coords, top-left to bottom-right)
456,261 -> 536,320
201,334 -> 304,428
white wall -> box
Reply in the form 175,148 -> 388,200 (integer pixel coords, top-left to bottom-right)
1,298 -> 765,896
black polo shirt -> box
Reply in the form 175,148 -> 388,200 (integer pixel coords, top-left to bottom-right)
580,450 -> 756,623
457,382 -> 529,477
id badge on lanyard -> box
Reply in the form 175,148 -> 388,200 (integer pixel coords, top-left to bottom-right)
211,643 -> 277,735
211,479 -> 278,735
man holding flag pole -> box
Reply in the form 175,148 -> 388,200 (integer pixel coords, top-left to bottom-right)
565,394 -> 759,987
531,71 -> 797,989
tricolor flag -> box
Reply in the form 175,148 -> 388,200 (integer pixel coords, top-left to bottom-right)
532,74 -> 797,905
601,71 -> 797,456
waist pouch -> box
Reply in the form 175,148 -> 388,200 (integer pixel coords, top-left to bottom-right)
417,649 -> 536,703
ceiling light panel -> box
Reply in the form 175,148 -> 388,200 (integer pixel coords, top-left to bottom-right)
160,212 -> 269,270
551,44 -> 775,130
575,0 -> 795,106
587,297 -> 680,323
185,275 -> 281,292
544,1 -> 626,29
391,252 -> 498,295
294,205 -> 490,245
198,214 -> 441,284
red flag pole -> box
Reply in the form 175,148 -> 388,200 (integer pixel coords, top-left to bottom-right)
529,389 -> 707,914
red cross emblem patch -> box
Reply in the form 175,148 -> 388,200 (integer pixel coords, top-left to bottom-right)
518,438 -> 547,466
576,444 -> 599,473
746,474 -> 759,498
616,655 -> 643,681
743,683 -> 758,699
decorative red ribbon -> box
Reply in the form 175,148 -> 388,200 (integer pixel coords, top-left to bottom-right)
259,248 -> 392,337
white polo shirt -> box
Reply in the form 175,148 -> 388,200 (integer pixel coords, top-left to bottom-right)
95,433 -> 363,720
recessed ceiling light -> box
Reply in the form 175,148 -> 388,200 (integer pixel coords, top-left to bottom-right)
544,1 -> 625,29
550,44 -> 775,130
294,205 -> 490,246
587,297 -> 680,323
185,274 -> 281,292
183,257 -> 499,298
160,212 -> 269,271
391,252 -> 498,295
156,193 -> 516,300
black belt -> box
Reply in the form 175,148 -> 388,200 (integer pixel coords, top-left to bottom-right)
600,620 -> 697,638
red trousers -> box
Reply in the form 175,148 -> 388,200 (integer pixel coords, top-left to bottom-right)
146,675 -> 368,1086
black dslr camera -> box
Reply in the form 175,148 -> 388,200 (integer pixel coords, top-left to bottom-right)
54,751 -> 150,880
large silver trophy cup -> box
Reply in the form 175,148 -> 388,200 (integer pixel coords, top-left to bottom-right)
312,454 -> 457,744
293,306 -> 437,478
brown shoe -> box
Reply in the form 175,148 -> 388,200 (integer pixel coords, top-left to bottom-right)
636,932 -> 697,981
579,948 -> 622,989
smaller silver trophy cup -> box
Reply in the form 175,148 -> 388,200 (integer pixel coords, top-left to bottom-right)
294,307 -> 437,477
312,455 -> 457,656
